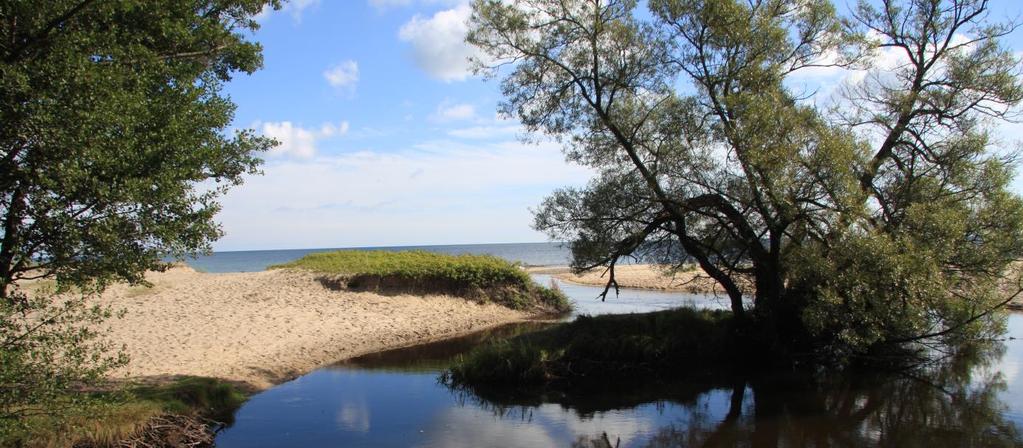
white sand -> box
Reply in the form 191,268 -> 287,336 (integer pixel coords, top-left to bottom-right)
92,267 -> 527,390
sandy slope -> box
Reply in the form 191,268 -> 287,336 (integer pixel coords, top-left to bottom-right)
92,267 -> 526,390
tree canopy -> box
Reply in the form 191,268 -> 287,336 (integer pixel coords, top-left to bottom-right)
0,0 -> 276,300
0,0 -> 276,430
468,0 -> 1023,356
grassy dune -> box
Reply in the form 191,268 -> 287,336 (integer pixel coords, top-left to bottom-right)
272,250 -> 571,313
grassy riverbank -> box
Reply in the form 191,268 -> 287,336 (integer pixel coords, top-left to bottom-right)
4,377 -> 246,447
272,250 -> 571,313
444,308 -> 748,392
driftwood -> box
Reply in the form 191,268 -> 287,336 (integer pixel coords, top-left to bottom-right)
103,414 -> 215,448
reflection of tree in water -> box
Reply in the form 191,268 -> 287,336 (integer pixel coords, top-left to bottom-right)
469,346 -> 1020,447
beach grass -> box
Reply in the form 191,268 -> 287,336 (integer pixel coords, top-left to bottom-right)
5,377 -> 247,448
271,250 -> 571,313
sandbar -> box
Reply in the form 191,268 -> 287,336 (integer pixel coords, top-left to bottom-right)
90,266 -> 528,390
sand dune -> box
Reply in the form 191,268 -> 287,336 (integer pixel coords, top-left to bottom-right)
91,267 -> 527,390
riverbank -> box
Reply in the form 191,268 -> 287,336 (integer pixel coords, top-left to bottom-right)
94,266 -> 534,391
538,265 -> 1023,313
529,264 -> 752,295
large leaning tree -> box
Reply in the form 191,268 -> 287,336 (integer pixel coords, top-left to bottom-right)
469,0 -> 1023,356
0,0 -> 276,423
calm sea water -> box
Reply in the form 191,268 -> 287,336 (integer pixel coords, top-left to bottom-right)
182,242 -> 572,273
215,268 -> 1023,447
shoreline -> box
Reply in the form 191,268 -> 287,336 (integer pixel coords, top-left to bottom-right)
93,266 -> 538,391
529,264 -> 750,295
531,265 -> 1023,312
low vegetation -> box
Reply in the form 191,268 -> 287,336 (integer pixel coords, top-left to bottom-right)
3,377 -> 247,448
444,308 -> 750,392
272,250 -> 571,313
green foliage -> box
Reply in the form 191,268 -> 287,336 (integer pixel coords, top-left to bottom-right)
0,0 -> 275,435
273,250 -> 572,312
469,0 -> 1023,356
0,0 -> 276,296
2,376 -> 247,447
273,250 -> 534,287
0,291 -> 128,438
445,308 -> 737,388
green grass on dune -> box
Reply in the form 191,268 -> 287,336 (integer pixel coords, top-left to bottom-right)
271,250 -> 530,286
271,250 -> 571,313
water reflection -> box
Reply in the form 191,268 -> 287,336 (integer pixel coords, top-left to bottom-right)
217,315 -> 1023,447
452,351 -> 1021,448
530,274 -> 733,317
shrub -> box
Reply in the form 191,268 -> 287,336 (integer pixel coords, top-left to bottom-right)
444,308 -> 741,390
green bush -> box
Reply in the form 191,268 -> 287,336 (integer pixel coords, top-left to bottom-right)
0,290 -> 128,439
445,308 -> 741,389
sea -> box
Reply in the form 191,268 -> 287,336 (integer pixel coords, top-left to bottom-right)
180,242 -> 573,273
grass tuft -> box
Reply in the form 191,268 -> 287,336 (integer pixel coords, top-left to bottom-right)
272,250 -> 571,313
4,377 -> 247,448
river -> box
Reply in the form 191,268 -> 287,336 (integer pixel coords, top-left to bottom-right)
215,275 -> 1023,447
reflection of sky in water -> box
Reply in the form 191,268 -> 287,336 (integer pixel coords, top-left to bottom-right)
530,274 -> 735,317
996,316 -> 1023,424
217,368 -> 737,447
216,276 -> 1023,447
418,393 -> 736,448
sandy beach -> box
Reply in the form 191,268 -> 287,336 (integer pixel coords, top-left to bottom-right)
532,264 -> 751,295
90,266 -> 528,391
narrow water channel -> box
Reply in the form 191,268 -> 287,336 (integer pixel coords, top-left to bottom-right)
215,277 -> 1023,447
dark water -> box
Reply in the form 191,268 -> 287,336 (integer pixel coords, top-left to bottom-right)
183,242 -> 572,273
216,275 -> 1023,447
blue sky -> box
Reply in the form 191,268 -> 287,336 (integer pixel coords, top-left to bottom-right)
214,0 -> 593,251
212,0 -> 1023,251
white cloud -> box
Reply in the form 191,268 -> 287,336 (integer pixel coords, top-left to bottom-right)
787,48 -> 847,80
432,100 -> 476,122
369,0 -> 465,12
256,120 -> 349,159
448,124 -> 520,139
335,399 -> 370,432
792,31 -> 978,104
369,0 -> 415,9
212,139 -> 593,250
255,0 -> 321,23
321,121 -> 350,137
324,60 -> 360,91
398,4 -> 481,82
